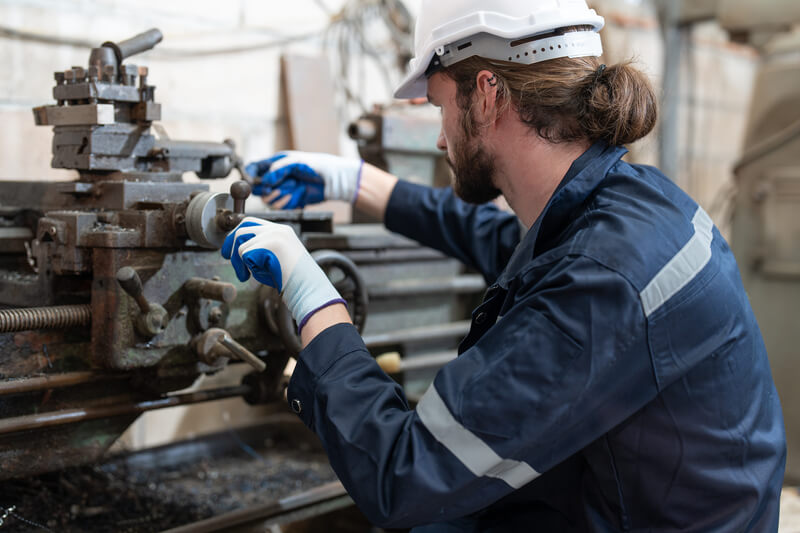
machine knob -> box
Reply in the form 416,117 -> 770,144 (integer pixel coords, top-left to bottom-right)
183,278 -> 237,303
230,180 -> 252,215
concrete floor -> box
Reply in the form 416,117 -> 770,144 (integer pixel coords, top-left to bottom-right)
782,488 -> 800,531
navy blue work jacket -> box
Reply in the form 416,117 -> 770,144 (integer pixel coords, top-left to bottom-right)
287,142 -> 786,531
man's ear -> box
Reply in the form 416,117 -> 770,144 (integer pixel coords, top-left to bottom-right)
473,69 -> 499,127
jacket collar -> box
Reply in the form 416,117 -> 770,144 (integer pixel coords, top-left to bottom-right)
496,142 -> 628,287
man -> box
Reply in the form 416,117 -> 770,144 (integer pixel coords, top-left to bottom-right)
222,1 -> 786,530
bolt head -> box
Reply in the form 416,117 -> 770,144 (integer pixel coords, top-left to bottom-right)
208,306 -> 224,325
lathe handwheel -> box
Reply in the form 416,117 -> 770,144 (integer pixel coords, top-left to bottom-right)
270,250 -> 368,355
185,191 -> 233,249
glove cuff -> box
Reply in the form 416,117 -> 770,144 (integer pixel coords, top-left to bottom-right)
326,158 -> 364,203
296,298 -> 347,333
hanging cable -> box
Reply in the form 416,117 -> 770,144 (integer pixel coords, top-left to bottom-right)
0,0 -> 415,127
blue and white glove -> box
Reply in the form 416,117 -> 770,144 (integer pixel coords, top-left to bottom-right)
246,151 -> 364,209
221,217 -> 345,331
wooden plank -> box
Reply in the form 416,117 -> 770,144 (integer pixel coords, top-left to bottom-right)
280,54 -> 340,154
280,54 -> 350,222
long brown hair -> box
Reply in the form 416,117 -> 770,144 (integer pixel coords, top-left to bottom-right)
441,41 -> 657,146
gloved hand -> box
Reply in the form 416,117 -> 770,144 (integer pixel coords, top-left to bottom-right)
221,217 -> 345,331
246,151 -> 363,209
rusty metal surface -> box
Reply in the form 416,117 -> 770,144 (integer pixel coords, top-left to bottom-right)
0,376 -> 143,479
0,416 -> 139,483
0,371 -> 127,396
0,329 -> 92,378
0,385 -> 251,436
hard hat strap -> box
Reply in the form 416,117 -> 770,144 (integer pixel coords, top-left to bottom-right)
425,55 -> 444,78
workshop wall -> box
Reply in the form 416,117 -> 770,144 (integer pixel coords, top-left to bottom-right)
678,22 -> 758,234
590,0 -> 664,167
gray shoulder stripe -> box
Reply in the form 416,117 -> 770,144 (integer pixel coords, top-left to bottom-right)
416,384 -> 540,489
640,207 -> 714,317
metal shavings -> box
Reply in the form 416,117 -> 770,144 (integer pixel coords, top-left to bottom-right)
0,505 -> 14,526
5,509 -> 54,533
23,242 -> 38,275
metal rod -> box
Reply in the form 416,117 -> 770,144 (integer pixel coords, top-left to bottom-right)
160,481 -> 350,533
0,372 -> 128,397
376,350 -> 457,374
368,275 -> 485,299
0,385 -> 251,436
363,320 -> 471,349
0,227 -> 34,240
343,248 -> 446,264
116,267 -> 151,313
401,351 -> 458,372
0,304 -> 91,333
183,278 -> 237,304
658,0 -> 686,182
218,334 -> 267,372
104,28 -> 163,62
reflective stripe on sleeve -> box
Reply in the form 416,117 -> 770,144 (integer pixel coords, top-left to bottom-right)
640,207 -> 714,317
416,384 -> 540,489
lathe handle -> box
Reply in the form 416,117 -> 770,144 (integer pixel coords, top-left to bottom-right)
116,267 -> 150,313
103,29 -> 163,63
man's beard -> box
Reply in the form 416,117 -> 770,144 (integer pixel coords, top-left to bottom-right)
447,112 -> 501,205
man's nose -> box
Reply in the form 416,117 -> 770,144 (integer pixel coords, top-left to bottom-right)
436,128 -> 447,152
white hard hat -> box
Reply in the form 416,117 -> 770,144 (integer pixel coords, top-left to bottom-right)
394,0 -> 605,99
